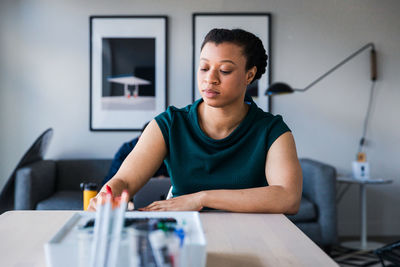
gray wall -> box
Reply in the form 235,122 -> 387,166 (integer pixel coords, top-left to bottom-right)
1,0 -> 399,236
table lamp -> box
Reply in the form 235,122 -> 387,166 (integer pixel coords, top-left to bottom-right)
266,43 -> 377,179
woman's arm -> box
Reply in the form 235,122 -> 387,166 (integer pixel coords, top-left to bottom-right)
141,131 -> 302,214
88,120 -> 167,210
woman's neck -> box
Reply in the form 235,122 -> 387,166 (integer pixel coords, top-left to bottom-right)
198,99 -> 249,140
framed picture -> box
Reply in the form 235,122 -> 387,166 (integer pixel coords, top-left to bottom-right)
192,13 -> 271,112
90,16 -> 168,131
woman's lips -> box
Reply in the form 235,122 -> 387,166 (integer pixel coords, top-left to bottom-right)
203,89 -> 220,98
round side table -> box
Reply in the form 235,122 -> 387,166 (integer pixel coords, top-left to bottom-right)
337,176 -> 393,250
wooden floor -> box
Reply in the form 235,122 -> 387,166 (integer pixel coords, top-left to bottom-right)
331,236 -> 400,267
339,235 -> 400,244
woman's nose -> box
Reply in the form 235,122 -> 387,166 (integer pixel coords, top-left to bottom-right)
205,69 -> 219,84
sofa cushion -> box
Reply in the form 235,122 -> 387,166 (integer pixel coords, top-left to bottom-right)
36,190 -> 82,210
287,196 -> 317,223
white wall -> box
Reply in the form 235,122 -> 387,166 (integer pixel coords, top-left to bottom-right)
1,0 -> 399,236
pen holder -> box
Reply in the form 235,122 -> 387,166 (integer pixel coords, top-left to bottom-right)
80,182 -> 98,210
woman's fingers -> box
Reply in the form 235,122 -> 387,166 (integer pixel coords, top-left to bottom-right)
127,201 -> 135,211
87,195 -> 100,211
138,193 -> 202,212
87,191 -> 116,211
139,199 -> 176,211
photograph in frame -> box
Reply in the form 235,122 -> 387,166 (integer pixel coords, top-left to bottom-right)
192,13 -> 271,112
90,16 -> 168,131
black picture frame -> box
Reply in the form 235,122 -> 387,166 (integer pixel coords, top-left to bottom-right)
90,16 -> 168,131
192,13 -> 272,112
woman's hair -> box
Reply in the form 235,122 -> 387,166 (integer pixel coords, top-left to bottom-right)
201,28 -> 268,83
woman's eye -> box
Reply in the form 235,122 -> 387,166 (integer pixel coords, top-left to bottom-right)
200,68 -> 208,72
220,70 -> 232,75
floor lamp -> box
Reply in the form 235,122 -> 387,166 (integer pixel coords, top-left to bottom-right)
266,43 -> 377,160
266,43 -> 380,251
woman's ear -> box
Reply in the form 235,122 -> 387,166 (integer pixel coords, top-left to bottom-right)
246,66 -> 257,84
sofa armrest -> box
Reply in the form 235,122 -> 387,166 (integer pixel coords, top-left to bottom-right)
299,158 -> 338,246
14,160 -> 56,210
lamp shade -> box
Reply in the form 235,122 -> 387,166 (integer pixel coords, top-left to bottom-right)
265,82 -> 295,95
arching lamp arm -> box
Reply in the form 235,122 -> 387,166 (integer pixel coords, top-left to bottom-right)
298,43 -> 376,92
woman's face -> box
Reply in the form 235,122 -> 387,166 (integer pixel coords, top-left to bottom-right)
197,42 -> 256,108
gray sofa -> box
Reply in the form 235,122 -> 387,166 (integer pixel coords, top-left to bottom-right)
13,158 -> 337,248
13,159 -> 171,210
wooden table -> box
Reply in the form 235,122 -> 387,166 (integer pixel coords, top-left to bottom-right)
0,211 -> 338,267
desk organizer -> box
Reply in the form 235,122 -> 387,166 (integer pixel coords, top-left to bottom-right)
44,211 -> 206,267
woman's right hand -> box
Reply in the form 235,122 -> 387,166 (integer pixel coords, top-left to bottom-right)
87,192 -> 108,212
87,185 -> 118,211
87,192 -> 134,211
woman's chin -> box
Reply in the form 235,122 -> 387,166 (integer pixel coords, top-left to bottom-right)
202,97 -> 226,108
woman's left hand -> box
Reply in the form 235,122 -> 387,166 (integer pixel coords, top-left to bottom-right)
139,192 -> 204,211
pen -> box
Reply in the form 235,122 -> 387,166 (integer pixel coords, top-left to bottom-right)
106,190 -> 129,267
98,192 -> 113,266
90,194 -> 104,267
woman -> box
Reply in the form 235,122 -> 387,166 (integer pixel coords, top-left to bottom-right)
88,28 -> 302,213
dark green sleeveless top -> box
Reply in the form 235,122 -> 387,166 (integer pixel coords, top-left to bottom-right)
155,96 -> 290,197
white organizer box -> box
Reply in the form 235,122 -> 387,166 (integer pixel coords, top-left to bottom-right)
44,211 -> 207,267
